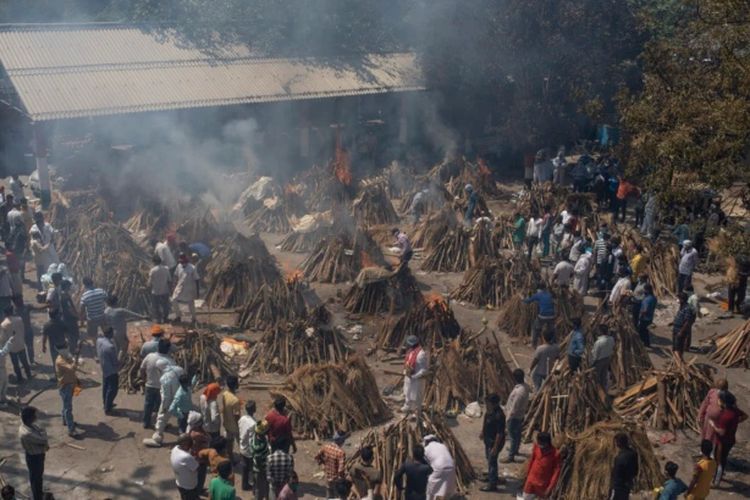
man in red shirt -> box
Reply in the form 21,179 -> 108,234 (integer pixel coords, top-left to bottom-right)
709,391 -> 748,485
523,432 -> 561,498
265,397 -> 297,454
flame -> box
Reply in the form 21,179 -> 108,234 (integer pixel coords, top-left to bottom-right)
425,293 -> 448,312
332,129 -> 352,186
286,269 -> 305,284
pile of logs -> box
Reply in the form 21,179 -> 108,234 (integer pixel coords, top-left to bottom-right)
496,287 -> 582,342
352,184 -> 399,226
243,315 -> 349,374
551,421 -> 663,500
378,295 -> 462,350
522,368 -> 613,442
420,227 -> 470,272
173,329 -> 238,383
710,319 -> 750,368
424,334 -> 514,413
343,266 -> 421,314
620,228 -> 679,299
176,209 -> 230,245
450,256 -> 537,308
614,355 -> 714,432
301,230 -> 385,284
58,222 -> 152,314
245,198 -> 293,234
348,415 -> 475,497
50,190 -> 113,238
270,356 -> 391,439
124,202 -> 171,245
278,224 -> 333,253
119,352 -> 144,392
398,183 -> 453,216
237,277 -> 307,331
411,207 -> 459,252
204,233 -> 282,308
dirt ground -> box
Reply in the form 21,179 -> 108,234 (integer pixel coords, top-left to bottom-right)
1,196 -> 749,499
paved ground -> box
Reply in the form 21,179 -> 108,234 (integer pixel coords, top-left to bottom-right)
0,217 -> 749,499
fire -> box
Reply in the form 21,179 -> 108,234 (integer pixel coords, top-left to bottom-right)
286,269 -> 304,284
332,128 -> 352,186
425,293 -> 448,312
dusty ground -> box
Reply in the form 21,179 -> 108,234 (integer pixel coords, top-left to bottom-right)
1,198 -> 749,499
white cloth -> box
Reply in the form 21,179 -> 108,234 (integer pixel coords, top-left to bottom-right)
238,415 -> 257,458
172,263 -> 199,302
526,218 -> 541,239
679,248 -> 699,275
155,241 -> 176,270
154,365 -> 185,437
29,223 -> 59,264
30,239 -> 56,270
148,265 -> 171,295
403,349 -> 429,410
140,353 -> 174,389
0,337 -> 13,401
591,335 -> 615,363
170,445 -> 199,490
424,442 -> 456,500
608,277 -> 632,306
553,261 -> 574,287
199,394 -> 222,434
0,316 -> 25,353
424,441 -> 455,472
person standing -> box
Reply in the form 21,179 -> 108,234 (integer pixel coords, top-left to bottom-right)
169,373 -> 193,433
219,375 -> 242,459
9,174 -> 24,200
251,420 -> 271,500
155,234 -> 178,271
464,184 -> 478,226
54,343 -> 78,437
41,310 -> 68,374
79,277 -> 108,345
0,336 -> 13,407
104,295 -> 145,355
209,461 -> 237,500
266,397 -> 296,454
630,274 -> 648,327
200,382 -> 223,440
609,268 -> 632,310
709,391 -> 747,486
637,284 -> 657,347
401,335 -> 429,421
727,254 -> 750,314
2,305 -> 31,383
609,433 -> 639,500
239,400 -> 258,491
615,177 -> 634,222
686,440 -> 716,499
540,205 -> 554,257
59,280 -> 79,353
171,433 -> 200,500
152,363 -> 186,446
591,325 -> 615,391
139,338 -> 174,429
348,446 -> 383,499
186,411 -> 210,493
29,233 -> 53,291
525,213 -> 541,261
394,445 -> 432,500
593,232 -> 611,291
18,406 -> 48,500
503,369 -> 529,464
512,212 -> 526,252
523,283 -> 555,348
267,436 -> 295,500
552,257 -> 574,288
672,292 -> 696,358
314,431 -> 347,497
423,435 -> 456,500
657,461 -> 687,500
392,228 -> 413,267
552,149 -> 566,185
479,393 -> 505,492
172,254 -> 200,325
148,255 -> 172,323
522,432 -> 561,499
96,327 -> 119,415
678,241 -> 699,294
529,330 -> 560,390
573,248 -> 593,296
29,212 -> 59,267
698,378 -> 729,443
629,246 -> 646,282
566,318 -> 585,371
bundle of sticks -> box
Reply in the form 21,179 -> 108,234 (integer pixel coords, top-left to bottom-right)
444,158 -> 498,198
308,175 -> 354,212
123,199 -> 172,245
347,415 -> 475,498
619,227 -> 678,299
58,222 -> 152,313
49,190 -> 113,238
710,319 -> 750,368
204,233 -> 282,308
585,306 -> 654,391
398,182 -> 453,215
352,183 -> 400,226
173,329 -> 238,383
237,276 -> 307,331
119,351 -> 144,392
424,334 -> 514,413
411,207 -> 459,252
614,355 -> 714,432
450,255 -> 537,308
176,209 -> 230,245
420,227 -> 470,272
301,230 -> 385,284
378,294 -> 462,350
496,287 -> 582,342
278,224 -> 333,253
245,199 -> 293,234
492,214 -> 516,250
243,316 -> 349,374
270,355 -> 391,439
343,266 -> 421,314
550,421 -> 663,500
522,368 -> 613,442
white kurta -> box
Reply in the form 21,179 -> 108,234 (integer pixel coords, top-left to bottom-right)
30,223 -> 59,264
424,441 -> 456,500
403,349 -> 428,410
172,263 -> 199,302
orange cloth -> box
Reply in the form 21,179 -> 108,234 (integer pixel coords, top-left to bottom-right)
523,444 -> 561,496
616,180 -> 634,200
203,383 -> 221,401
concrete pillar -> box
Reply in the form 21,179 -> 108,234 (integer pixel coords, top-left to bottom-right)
33,124 -> 51,208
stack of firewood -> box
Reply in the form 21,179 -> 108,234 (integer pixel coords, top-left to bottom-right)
424,334 -> 514,413
420,219 -> 497,273
301,229 -> 385,284
614,355 -> 714,432
204,233 -> 282,308
343,266 -> 421,314
176,209 -> 231,245
352,183 -> 399,226
378,294 -> 462,350
450,256 -> 538,308
50,190 -> 113,238
620,227 -> 679,299
270,356 -> 391,439
347,415 -> 475,497
245,198 -> 294,234
496,287 -> 582,342
550,421 -> 663,500
237,276 -> 307,330
522,368 -> 613,442
411,207 -> 459,252
710,319 -> 750,368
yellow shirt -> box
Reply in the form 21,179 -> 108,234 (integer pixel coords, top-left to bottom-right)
687,457 -> 716,499
219,390 -> 241,435
630,253 -> 645,280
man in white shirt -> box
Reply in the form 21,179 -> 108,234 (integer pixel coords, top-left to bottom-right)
503,368 -> 530,463
1,305 -> 31,383
154,235 -> 177,271
401,335 -> 429,422
608,268 -> 632,309
552,258 -> 574,288
574,249 -> 593,296
29,212 -> 59,264
678,240 -> 699,294
148,255 -> 171,323
423,435 -> 456,500
139,339 -> 174,429
238,400 -> 258,491
590,326 -> 615,391
171,433 -> 199,499
171,254 -> 200,325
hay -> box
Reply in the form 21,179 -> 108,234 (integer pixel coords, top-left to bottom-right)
378,295 -> 462,350
270,356 -> 391,439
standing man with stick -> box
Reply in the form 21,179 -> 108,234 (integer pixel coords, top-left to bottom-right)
18,406 -> 48,500
401,335 -> 429,423
479,393 -> 505,492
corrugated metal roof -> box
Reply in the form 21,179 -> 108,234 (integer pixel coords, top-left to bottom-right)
0,24 -> 424,121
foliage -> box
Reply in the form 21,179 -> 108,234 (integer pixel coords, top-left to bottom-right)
619,0 -> 750,194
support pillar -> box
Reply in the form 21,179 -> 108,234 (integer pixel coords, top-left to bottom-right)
33,123 -> 51,208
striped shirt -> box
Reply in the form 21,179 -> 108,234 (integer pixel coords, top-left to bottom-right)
80,287 -> 107,321
593,239 -> 608,264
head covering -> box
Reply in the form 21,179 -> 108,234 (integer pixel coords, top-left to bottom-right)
405,335 -> 419,348
150,324 -> 165,336
683,240 -> 693,248
255,420 -> 270,435
186,410 -> 203,431
423,435 -> 438,446
202,382 -> 221,401
464,184 -> 473,193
